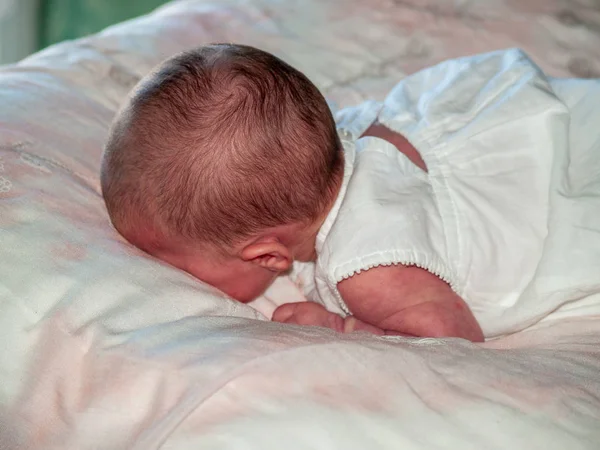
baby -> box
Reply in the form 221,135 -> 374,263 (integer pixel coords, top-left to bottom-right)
101,44 -> 485,342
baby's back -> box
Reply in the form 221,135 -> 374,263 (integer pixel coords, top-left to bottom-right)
315,49 -> 576,338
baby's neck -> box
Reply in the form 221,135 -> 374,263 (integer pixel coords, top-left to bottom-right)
294,199 -> 340,263
252,170 -> 344,264
273,220 -> 322,263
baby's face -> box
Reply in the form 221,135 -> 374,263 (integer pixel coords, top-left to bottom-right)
186,254 -> 281,303
159,221 -> 321,303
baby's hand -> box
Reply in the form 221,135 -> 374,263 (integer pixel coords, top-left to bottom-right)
272,302 -> 384,335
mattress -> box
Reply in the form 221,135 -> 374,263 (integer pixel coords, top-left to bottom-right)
1,1 -> 600,448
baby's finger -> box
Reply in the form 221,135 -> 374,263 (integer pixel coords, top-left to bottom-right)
272,303 -> 302,323
273,302 -> 345,332
343,316 -> 385,335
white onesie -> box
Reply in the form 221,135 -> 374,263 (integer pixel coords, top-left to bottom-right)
295,48 -> 576,338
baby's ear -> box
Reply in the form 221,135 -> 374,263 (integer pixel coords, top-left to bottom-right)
240,239 -> 292,272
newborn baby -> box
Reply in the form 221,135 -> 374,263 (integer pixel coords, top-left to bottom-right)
102,44 -> 563,342
101,43 -> 482,340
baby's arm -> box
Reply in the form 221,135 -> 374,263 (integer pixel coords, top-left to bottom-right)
337,265 -> 484,342
342,122 -> 483,341
273,123 -> 482,341
271,268 -> 483,341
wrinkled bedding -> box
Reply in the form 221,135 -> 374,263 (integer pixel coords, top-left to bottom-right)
2,0 -> 600,449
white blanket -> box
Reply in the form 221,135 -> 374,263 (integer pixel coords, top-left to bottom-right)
1,1 -> 600,449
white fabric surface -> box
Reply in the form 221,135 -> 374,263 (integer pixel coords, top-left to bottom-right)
314,49 -> 600,338
1,0 -> 600,448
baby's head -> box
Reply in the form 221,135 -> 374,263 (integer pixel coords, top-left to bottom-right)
101,44 -> 343,302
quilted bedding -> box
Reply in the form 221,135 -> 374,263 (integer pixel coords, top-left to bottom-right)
1,1 -> 600,448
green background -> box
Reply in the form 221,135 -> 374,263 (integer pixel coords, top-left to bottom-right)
40,0 -> 171,48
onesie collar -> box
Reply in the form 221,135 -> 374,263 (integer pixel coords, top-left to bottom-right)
316,100 -> 382,254
315,137 -> 356,254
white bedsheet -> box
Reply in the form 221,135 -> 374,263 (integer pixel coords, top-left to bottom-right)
1,0 -> 600,448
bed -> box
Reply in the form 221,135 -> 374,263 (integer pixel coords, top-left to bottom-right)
2,0 -> 600,448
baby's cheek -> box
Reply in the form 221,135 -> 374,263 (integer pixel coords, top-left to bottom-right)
230,272 -> 279,303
